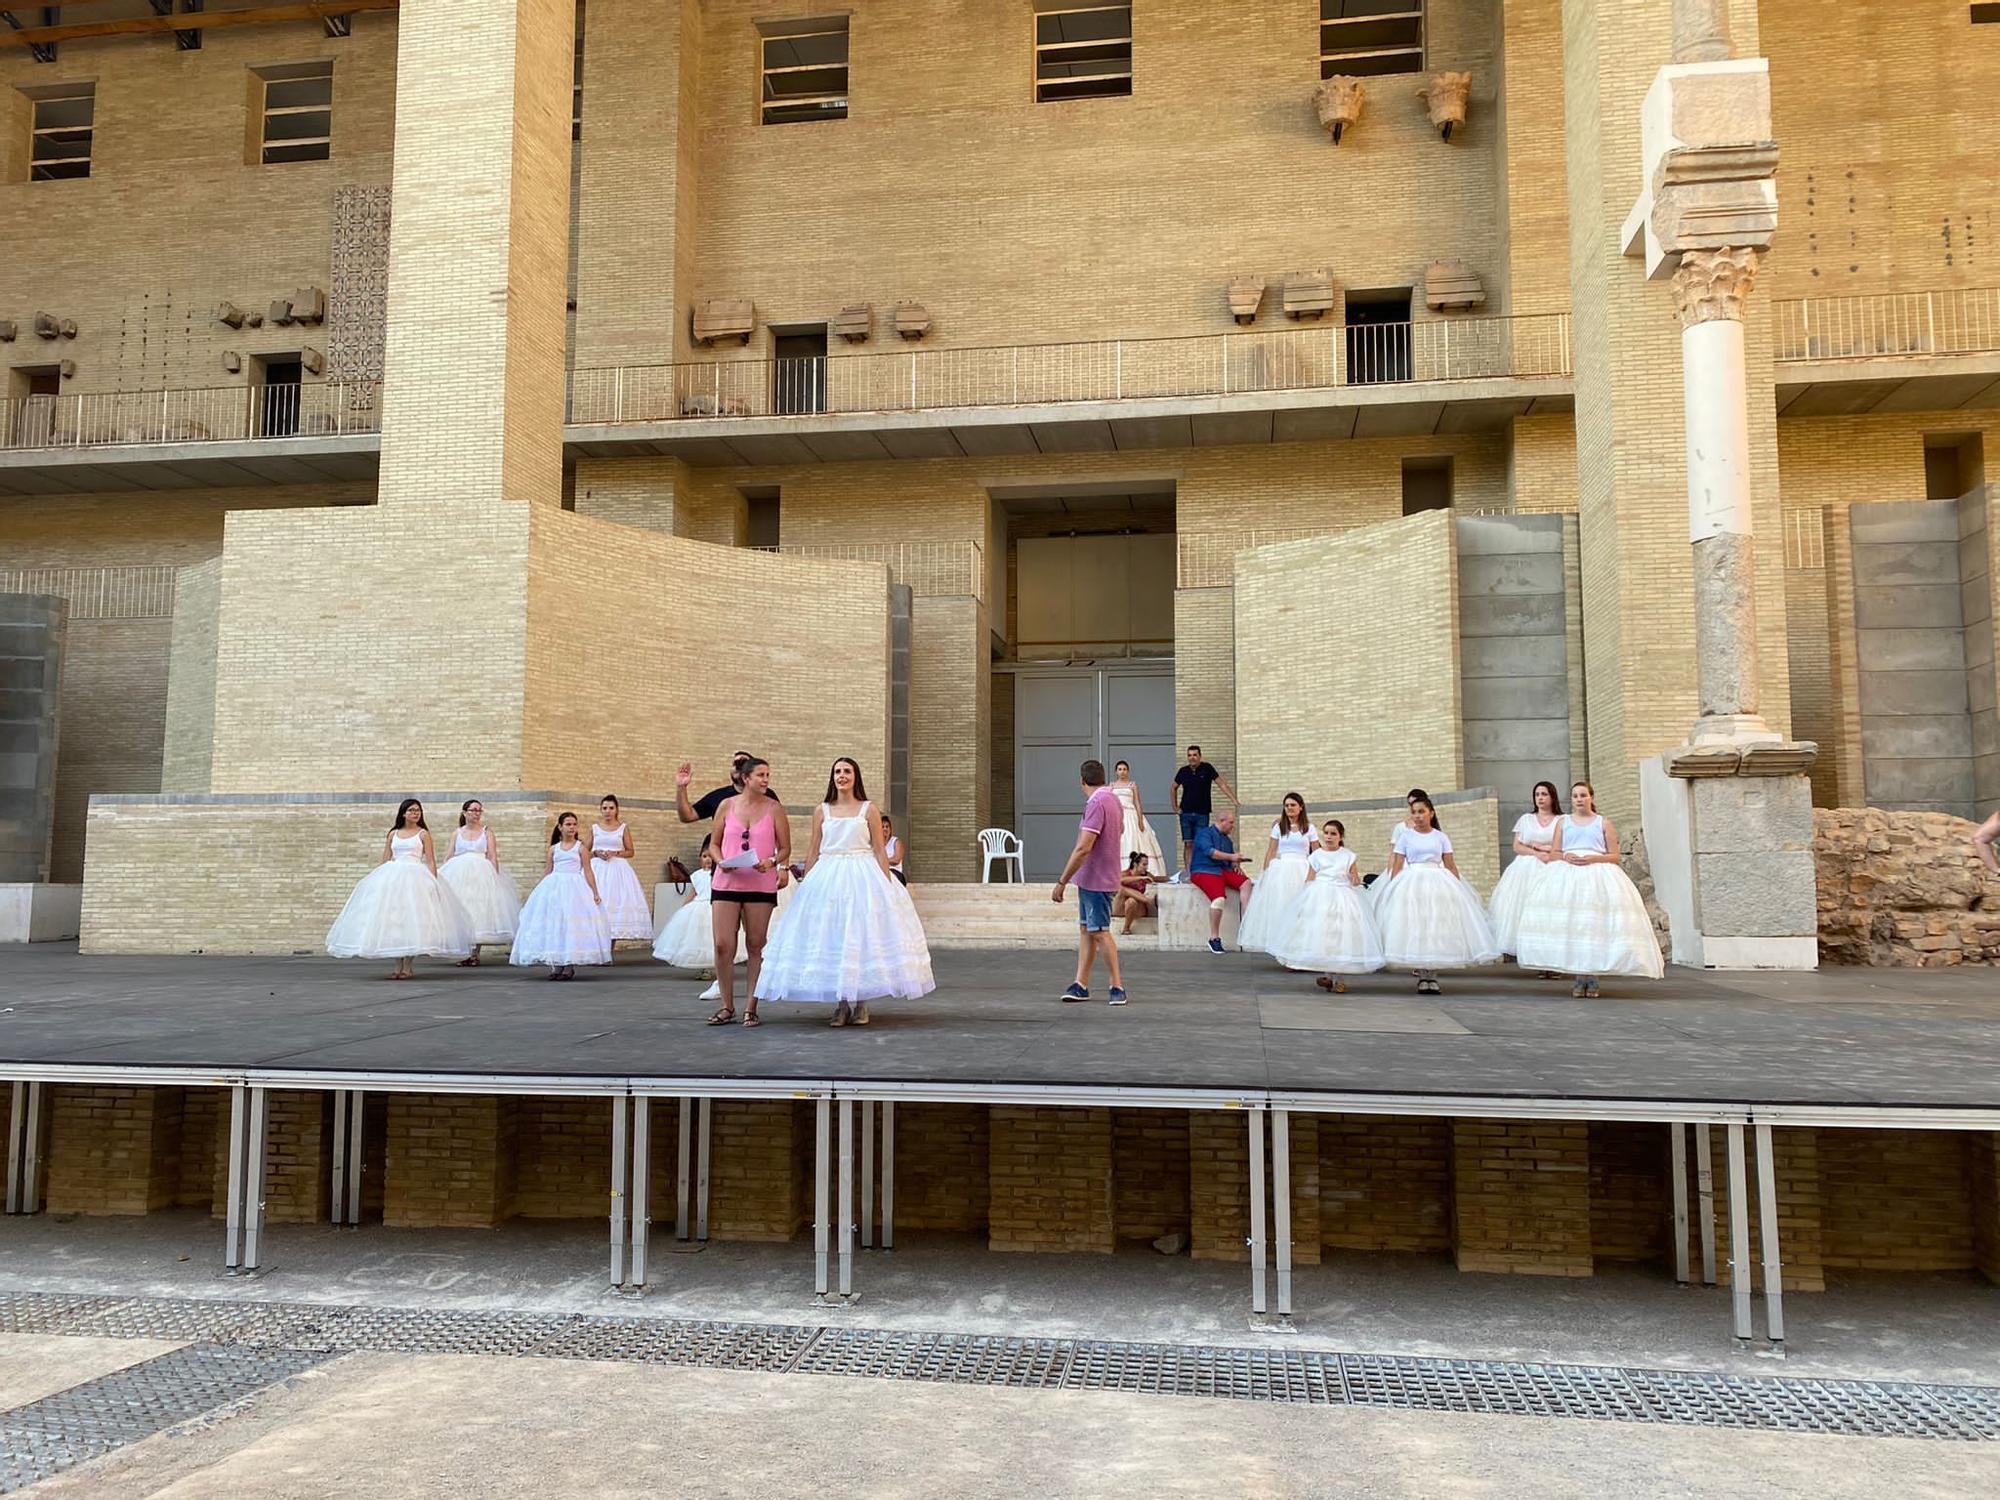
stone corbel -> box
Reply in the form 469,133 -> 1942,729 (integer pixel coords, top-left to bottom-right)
1620,59 -> 1778,280
1416,71 -> 1470,141
1665,739 -> 1818,779
1312,76 -> 1364,144
1226,278 -> 1265,325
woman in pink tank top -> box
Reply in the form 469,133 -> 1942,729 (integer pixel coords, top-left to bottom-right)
707,756 -> 791,1027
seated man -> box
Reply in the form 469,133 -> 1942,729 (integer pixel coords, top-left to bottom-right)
1114,852 -> 1160,936
1189,811 -> 1251,955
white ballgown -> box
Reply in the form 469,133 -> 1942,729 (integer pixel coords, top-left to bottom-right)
1235,822 -> 1317,954
654,868 -> 745,969
510,840 -> 614,967
1109,781 -> 1167,873
590,823 -> 653,941
1487,812 -> 1559,955
437,827 -> 522,944
1272,848 -> 1386,975
1514,814 -> 1664,979
755,803 -> 935,1004
1374,825 -> 1501,969
326,831 -> 475,960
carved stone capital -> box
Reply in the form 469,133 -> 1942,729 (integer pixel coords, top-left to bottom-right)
1672,247 -> 1761,325
1312,76 -> 1365,144
1416,71 -> 1470,139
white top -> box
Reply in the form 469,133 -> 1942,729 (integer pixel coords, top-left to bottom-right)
1560,813 -> 1608,856
884,836 -> 904,871
1269,823 -> 1316,858
390,831 -> 423,860
819,801 -> 875,859
591,823 -> 626,853
1308,847 -> 1357,882
1110,783 -> 1145,818
452,827 -> 489,856
1392,825 -> 1453,865
552,841 -> 584,873
1511,813 -> 1558,848
688,868 -> 713,898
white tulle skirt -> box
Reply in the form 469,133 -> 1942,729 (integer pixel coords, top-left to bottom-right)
1120,813 -> 1167,874
438,852 -> 522,944
590,856 -> 653,941
755,853 -> 935,1004
1486,853 -> 1553,956
1236,854 -> 1313,954
1375,863 -> 1502,969
653,887 -> 747,968
327,859 -> 475,960
1272,875 -> 1386,974
1515,861 -> 1665,979
509,868 -> 614,967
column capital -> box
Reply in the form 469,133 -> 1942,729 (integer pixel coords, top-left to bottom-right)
1673,247 -> 1761,326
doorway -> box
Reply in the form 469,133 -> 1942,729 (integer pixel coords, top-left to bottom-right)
1013,664 -> 1177,879
1345,288 -> 1413,384
6,366 -> 61,448
254,355 -> 303,438
772,325 -> 828,415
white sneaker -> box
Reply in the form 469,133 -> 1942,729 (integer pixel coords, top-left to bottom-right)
700,980 -> 721,1001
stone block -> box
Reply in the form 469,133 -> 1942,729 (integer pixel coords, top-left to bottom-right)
1453,513 -> 1563,558
1848,499 -> 1960,546
1851,541 -> 1961,588
1857,670 -> 1971,716
1854,627 -> 1967,674
1852,585 -> 1964,631
1685,774 -> 1816,855
1463,759 -> 1567,808
1459,634 -> 1567,679
1461,674 -> 1569,722
1457,592 -> 1566,638
0,882 -> 81,942
1463,718 -> 1571,762
1457,552 -> 1563,599
1694,849 -> 1819,938
1970,666 -> 1998,716
1156,881 -> 1242,950
1862,757 -> 1977,807
1962,577 -> 1992,630
1859,714 -> 1974,762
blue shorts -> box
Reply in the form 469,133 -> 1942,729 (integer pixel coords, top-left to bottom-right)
1178,810 -> 1210,842
1076,888 -> 1114,933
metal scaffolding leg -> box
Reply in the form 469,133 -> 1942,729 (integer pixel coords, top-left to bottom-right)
609,1096 -> 652,1291
6,1081 -> 45,1216
881,1102 -> 895,1250
1725,1123 -> 1753,1343
813,1098 -> 831,1299
1669,1123 -> 1691,1285
631,1097 -> 651,1289
224,1085 -> 268,1274
696,1096 -> 711,1242
676,1097 -> 693,1240
1753,1123 -> 1785,1348
1247,1109 -> 1268,1317
610,1096 -> 630,1288
860,1101 -> 875,1249
1694,1123 -> 1718,1285
837,1099 -> 855,1300
1271,1107 -> 1294,1321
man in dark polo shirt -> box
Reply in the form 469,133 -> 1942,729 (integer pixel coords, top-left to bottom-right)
1170,744 -> 1239,874
676,751 -> 779,824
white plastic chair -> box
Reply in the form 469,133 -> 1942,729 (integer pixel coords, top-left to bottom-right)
978,828 -> 1024,883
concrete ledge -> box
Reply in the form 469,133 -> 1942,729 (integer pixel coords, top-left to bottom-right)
1157,884 -> 1243,951
0,883 -> 81,942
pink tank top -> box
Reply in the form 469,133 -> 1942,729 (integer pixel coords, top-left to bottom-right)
713,801 -> 781,895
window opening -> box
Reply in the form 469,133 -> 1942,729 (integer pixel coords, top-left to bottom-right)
1345,289 -> 1413,385
29,84 -> 93,180
257,61 -> 332,164
1320,0 -> 1423,79
760,16 -> 848,124
772,327 -> 829,415
1035,5 -> 1132,102
255,355 -> 303,438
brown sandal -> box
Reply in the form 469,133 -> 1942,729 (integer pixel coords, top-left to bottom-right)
741,1012 -> 762,1028
706,1007 -> 735,1025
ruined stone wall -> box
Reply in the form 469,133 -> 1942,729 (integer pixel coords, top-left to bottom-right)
1814,806 -> 2000,966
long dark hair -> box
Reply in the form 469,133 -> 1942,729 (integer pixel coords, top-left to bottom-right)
1409,794 -> 1439,831
1531,781 -> 1563,816
1279,792 -> 1310,836
550,811 -> 579,846
392,798 -> 426,832
458,798 -> 481,827
822,756 -> 869,804
1407,787 -> 1440,830
599,794 -> 620,819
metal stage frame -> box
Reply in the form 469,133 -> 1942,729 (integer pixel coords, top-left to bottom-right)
7,1061 -> 1999,1350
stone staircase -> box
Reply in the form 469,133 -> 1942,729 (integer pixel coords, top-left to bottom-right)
909,881 -> 1157,949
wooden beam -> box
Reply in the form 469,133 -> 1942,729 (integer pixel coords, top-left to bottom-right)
0,0 -> 395,47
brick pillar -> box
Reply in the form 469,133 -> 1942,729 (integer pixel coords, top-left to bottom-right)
1451,1119 -> 1593,1276
1111,1108 -> 1190,1243
513,1098 -> 613,1219
1974,1132 -> 2000,1287
1187,1111 -> 1320,1266
383,1094 -> 518,1228
43,1085 -> 186,1216
1319,1114 -> 1452,1253
1688,1126 -> 1824,1291
989,1106 -> 1113,1253
890,1104 -> 988,1232
707,1101 -> 810,1242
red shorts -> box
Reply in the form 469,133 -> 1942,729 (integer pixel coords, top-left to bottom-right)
1191,871 -> 1249,901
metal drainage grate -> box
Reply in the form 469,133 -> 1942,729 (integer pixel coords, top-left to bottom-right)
0,1343 -> 334,1493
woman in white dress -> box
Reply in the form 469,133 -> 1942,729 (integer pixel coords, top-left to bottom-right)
326,798 -> 475,979
1236,792 -> 1316,954
655,837 -> 738,971
1514,782 -> 1664,997
1109,760 -> 1167,874
1487,781 -> 1563,958
590,795 -> 652,943
1272,819 -> 1385,993
1374,793 -> 1500,994
510,811 -> 612,980
438,798 -> 521,965
1365,788 -> 1430,918
755,757 -> 935,1025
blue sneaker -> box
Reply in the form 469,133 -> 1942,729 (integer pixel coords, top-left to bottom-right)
1206,938 -> 1225,955
1107,987 -> 1128,1006
1059,983 -> 1090,1002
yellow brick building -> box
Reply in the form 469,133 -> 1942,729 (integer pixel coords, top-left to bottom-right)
2,0 -> 1998,949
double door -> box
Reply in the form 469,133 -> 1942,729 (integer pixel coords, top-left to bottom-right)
1013,663 -> 1176,879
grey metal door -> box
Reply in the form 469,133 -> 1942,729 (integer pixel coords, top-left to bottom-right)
1013,665 -> 1175,879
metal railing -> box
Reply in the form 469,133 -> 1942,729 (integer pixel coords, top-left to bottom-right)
748,540 -> 985,600
1772,288 -> 2000,364
0,381 -> 382,451
0,565 -> 179,618
567,313 -> 1573,425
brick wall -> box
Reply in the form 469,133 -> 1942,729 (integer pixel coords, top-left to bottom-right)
1319,1113 -> 1453,1253
1587,1121 -> 1669,1263
1111,1108 -> 1190,1244
706,1100 -> 811,1242
162,560 -> 223,795
43,1085 -> 186,1216
989,1106 -> 1113,1254
1451,1118 -> 1592,1276
383,1094 -> 518,1229
1187,1110 -> 1319,1266
1974,1132 -> 2000,1286
1819,1128 -> 1978,1273
890,1103 -> 989,1233
512,1097 -> 612,1220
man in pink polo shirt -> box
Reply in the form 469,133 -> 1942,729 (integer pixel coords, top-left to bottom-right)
1051,758 -> 1128,1006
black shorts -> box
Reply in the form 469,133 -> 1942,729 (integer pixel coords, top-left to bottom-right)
712,890 -> 778,907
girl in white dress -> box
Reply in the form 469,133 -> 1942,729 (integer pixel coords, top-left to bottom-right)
1366,788 -> 1430,918
1374,793 -> 1500,994
1236,792 -> 1316,954
1109,760 -> 1168,874
510,811 -> 612,980
755,757 -> 936,1024
326,799 -> 475,979
1487,781 -> 1563,958
438,798 -> 521,964
1514,781 -> 1664,997
590,795 -> 652,942
1272,819 -> 1385,992
654,837 -> 738,971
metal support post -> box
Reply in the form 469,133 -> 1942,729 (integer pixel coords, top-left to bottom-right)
631,1097 -> 651,1289
676,1097 -> 693,1240
1271,1107 -> 1294,1322
1247,1108 -> 1268,1317
330,1089 -> 367,1227
1669,1123 -> 1691,1284
224,1085 -> 269,1274
1725,1123 -> 1753,1343
880,1102 -> 895,1250
6,1081 -> 45,1215
1694,1123 -> 1718,1285
696,1095 -> 711,1241
860,1101 -> 875,1249
813,1098 -> 831,1299
1753,1123 -> 1785,1348
837,1099 -> 855,1300
610,1096 -> 630,1288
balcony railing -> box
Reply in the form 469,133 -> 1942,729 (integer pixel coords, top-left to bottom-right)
749,540 -> 985,601
1773,288 -> 2000,363
0,381 -> 382,452
0,565 -> 178,618
567,313 -> 1573,425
